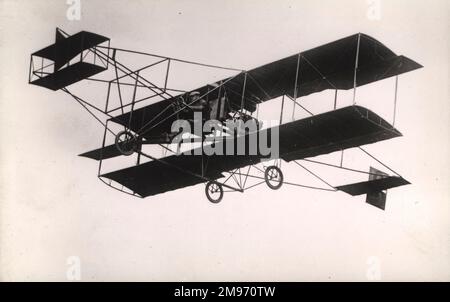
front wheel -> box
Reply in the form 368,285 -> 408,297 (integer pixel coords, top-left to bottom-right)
115,130 -> 137,156
205,181 -> 224,204
264,166 -> 283,190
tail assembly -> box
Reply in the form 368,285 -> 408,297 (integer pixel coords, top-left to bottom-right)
336,167 -> 410,210
29,28 -> 110,90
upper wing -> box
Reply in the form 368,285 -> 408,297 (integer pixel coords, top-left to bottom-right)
109,33 -> 422,137
225,33 -> 422,111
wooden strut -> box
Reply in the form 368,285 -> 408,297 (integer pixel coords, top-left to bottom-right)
240,72 -> 248,113
279,95 -> 285,124
127,71 -> 140,129
292,53 -> 301,121
352,33 -> 361,105
334,89 -> 338,110
393,76 -> 399,126
98,120 -> 109,176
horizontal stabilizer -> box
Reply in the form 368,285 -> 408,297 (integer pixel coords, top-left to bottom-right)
31,62 -> 106,91
79,144 -> 123,160
80,137 -> 179,161
30,29 -> 109,90
32,30 -> 109,70
336,176 -> 410,196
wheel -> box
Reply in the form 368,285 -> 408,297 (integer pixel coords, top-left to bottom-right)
264,166 -> 283,190
115,130 -> 137,156
205,181 -> 224,204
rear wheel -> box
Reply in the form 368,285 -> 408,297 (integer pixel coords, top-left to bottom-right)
264,166 -> 283,190
205,181 -> 224,204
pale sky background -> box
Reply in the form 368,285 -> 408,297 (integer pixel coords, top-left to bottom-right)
0,0 -> 449,281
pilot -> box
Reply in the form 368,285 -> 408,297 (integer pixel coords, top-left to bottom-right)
187,91 -> 209,120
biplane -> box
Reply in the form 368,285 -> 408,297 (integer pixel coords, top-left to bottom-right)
29,28 -> 422,210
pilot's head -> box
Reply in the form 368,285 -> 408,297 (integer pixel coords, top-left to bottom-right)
189,91 -> 200,101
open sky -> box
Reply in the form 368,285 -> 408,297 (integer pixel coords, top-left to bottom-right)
1,0 -> 449,281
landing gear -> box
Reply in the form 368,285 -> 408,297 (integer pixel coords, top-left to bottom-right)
115,130 -> 138,156
265,166 -> 283,190
205,181 -> 224,204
